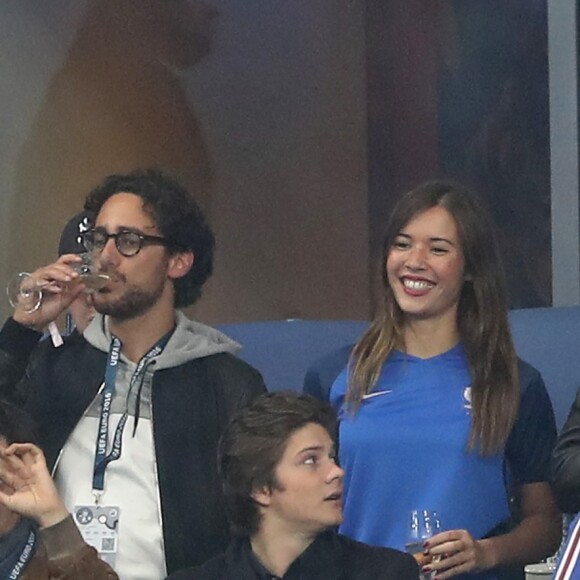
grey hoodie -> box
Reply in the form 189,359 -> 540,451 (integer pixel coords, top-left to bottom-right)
84,311 -> 241,370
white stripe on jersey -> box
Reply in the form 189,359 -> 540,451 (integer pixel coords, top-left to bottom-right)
555,517 -> 580,580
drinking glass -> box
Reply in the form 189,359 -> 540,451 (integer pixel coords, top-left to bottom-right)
6,252 -> 110,314
6,272 -> 44,313
72,252 -> 111,291
405,509 -> 442,580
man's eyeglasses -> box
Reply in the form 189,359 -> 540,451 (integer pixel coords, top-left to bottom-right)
83,229 -> 168,257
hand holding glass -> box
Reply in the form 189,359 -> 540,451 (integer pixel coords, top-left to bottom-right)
405,509 -> 442,580
7,253 -> 110,314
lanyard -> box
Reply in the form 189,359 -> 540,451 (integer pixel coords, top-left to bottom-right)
6,526 -> 37,580
92,331 -> 172,500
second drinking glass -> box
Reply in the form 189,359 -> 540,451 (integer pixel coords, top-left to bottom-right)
405,509 -> 442,580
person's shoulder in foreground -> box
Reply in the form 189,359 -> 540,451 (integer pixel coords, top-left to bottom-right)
552,381 -> 580,513
168,532 -> 418,580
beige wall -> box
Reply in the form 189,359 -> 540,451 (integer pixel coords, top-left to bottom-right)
0,0 -> 370,324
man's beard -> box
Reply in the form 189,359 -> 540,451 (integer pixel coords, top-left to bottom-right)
92,281 -> 165,321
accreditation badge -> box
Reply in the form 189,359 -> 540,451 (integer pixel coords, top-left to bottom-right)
74,504 -> 120,568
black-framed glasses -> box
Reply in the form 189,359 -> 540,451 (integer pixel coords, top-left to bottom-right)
82,229 -> 168,257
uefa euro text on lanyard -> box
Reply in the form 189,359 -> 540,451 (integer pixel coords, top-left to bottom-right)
92,332 -> 172,502
2,520 -> 37,580
73,331 -> 171,567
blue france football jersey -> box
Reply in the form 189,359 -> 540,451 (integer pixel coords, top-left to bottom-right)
331,344 -> 509,579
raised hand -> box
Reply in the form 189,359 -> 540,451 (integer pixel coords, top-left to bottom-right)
0,442 -> 69,528
11,255 -> 86,331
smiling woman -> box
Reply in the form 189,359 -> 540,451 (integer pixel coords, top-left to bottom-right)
386,205 -> 465,327
328,181 -> 562,579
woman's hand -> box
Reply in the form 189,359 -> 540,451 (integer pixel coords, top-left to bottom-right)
0,442 -> 69,529
422,529 -> 494,579
421,482 -> 562,579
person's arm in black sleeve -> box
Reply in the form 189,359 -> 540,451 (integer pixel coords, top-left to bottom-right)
552,385 -> 580,513
0,257 -> 86,403
0,318 -> 43,403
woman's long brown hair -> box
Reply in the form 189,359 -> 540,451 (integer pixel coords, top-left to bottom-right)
346,181 -> 519,455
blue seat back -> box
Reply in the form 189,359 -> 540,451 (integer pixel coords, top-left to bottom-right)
218,320 -> 368,392
219,307 -> 580,430
509,306 -> 580,430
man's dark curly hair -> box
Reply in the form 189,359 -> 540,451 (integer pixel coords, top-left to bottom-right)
84,168 -> 215,308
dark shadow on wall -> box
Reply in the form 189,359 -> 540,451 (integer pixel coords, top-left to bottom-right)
366,0 -> 550,309
438,0 -> 550,308
11,0 -> 217,275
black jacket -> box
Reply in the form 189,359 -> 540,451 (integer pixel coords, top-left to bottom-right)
0,317 -> 267,574
167,532 -> 420,580
552,386 -> 580,512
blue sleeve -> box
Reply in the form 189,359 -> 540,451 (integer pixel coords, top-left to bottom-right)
505,359 -> 557,484
303,344 -> 353,402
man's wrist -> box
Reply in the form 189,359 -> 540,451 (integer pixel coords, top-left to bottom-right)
37,504 -> 70,529
12,311 -> 48,333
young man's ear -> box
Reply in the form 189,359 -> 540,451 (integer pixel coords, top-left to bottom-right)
251,486 -> 272,508
168,251 -> 194,280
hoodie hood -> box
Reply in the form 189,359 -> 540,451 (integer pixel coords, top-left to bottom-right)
84,311 -> 241,370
